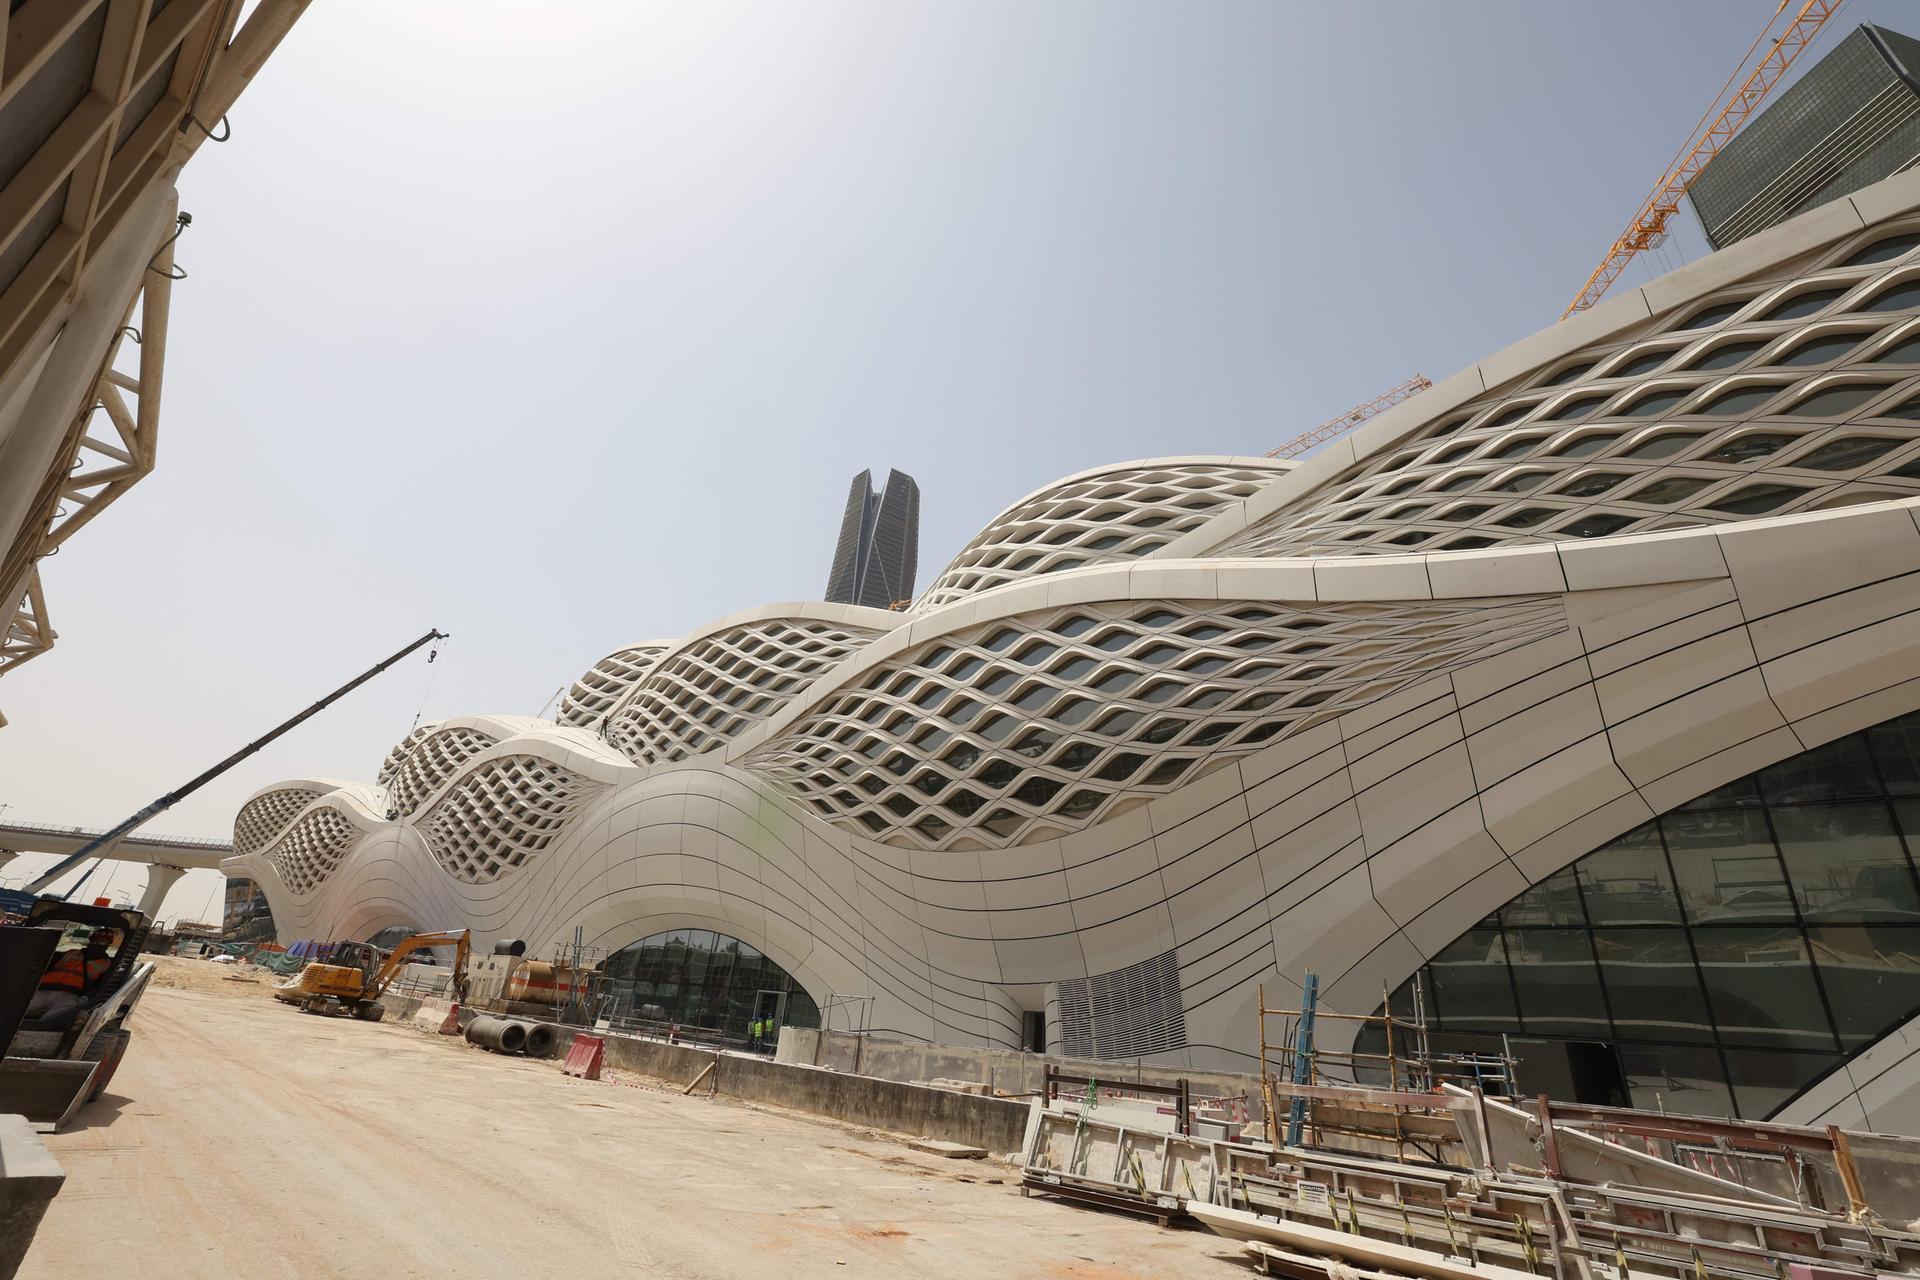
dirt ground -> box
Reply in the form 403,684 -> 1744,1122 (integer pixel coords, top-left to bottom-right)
20,957 -> 1250,1280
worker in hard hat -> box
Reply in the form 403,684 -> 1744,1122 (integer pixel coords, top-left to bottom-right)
26,929 -> 116,1022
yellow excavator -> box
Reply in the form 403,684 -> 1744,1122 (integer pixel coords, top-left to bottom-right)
273,929 -> 470,1021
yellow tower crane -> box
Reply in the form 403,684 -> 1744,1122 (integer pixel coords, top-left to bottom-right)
1267,374 -> 1432,460
1563,0 -> 1848,318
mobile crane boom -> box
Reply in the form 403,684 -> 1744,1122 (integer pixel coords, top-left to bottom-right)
27,628 -> 447,894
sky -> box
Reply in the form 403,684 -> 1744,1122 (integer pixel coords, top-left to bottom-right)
3,0 -> 1913,923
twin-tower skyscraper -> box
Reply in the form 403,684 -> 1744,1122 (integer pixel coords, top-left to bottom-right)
823,468 -> 920,610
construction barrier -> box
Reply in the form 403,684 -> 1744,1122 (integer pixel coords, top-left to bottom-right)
563,1034 -> 604,1080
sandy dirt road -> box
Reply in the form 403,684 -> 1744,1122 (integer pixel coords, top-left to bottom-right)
21,970 -> 1249,1279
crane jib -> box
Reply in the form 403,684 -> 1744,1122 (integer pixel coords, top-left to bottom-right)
26,628 -> 447,897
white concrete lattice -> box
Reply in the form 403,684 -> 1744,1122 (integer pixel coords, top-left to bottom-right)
221,166 -> 1920,1131
557,641 -> 673,728
916,458 -> 1289,611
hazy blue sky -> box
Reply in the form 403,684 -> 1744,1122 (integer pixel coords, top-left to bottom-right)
4,1 -> 1911,922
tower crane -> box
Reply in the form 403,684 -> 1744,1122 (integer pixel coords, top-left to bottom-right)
1562,0 -> 1848,318
1267,375 -> 1432,460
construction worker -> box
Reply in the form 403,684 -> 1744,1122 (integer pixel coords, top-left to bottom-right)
27,929 -> 115,1021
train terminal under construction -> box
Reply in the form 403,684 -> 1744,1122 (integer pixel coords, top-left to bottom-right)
19,4 -> 1920,1278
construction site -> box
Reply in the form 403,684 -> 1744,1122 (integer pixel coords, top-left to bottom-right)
20,2 -> 1920,1278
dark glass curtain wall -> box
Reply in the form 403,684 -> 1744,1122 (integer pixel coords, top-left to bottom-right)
602,929 -> 820,1040
1381,709 -> 1920,1119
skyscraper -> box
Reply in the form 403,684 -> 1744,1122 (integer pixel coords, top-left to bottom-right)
823,468 -> 919,609
1690,23 -> 1920,250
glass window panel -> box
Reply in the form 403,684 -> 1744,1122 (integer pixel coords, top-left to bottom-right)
1705,483 -> 1805,514
1499,867 -> 1586,927
1773,803 -> 1920,922
1808,925 -> 1920,1047
1559,471 -> 1627,497
1777,334 -> 1860,367
1507,928 -> 1610,1036
1690,340 -> 1765,371
1699,386 -> 1780,417
1554,433 -> 1619,459
1722,1048 -> 1844,1120
1872,715 -> 1920,795
1426,929 -> 1516,1032
1626,476 -> 1711,505
1870,333 -> 1920,365
1592,928 -> 1714,1042
1679,300 -> 1747,330
1612,350 -> 1671,377
1663,809 -> 1795,923
1560,513 -> 1637,539
1757,734 -> 1880,804
1615,1042 -> 1735,1117
1693,927 -> 1836,1051
1578,828 -> 1683,925
1762,288 -> 1844,321
1622,432 -> 1704,460
1702,432 -> 1794,464
1867,280 -> 1920,313
1791,437 -> 1900,472
1621,389 -> 1687,418
1678,776 -> 1763,810
1789,384 -> 1895,418
1847,233 -> 1920,266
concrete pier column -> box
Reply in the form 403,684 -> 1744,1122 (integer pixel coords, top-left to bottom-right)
136,864 -> 186,918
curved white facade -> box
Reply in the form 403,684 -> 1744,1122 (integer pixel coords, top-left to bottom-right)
227,166 -> 1920,1128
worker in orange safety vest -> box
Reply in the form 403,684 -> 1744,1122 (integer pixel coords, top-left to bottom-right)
26,930 -> 114,1021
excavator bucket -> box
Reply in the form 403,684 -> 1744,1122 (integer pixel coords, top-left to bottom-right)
0,1058 -> 101,1129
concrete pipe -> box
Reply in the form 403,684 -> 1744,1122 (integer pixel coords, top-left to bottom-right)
522,1023 -> 556,1059
491,939 -> 528,957
464,1014 -> 527,1054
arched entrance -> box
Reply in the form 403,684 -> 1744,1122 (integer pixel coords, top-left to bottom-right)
603,929 -> 820,1044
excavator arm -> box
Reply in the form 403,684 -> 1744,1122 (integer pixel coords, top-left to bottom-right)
368,929 -> 470,1000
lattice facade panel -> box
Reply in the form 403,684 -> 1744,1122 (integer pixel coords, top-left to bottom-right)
1219,226 -> 1920,558
263,806 -> 360,896
388,726 -> 500,817
1056,949 -> 1188,1060
603,619 -> 884,767
233,787 -> 325,855
558,642 -> 670,729
919,461 -> 1285,611
418,755 -> 602,884
377,723 -> 436,791
746,596 -> 1563,851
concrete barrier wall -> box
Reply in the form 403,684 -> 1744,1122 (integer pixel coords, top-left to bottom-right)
598,1033 -> 1030,1153
400,1000 -> 1031,1151
776,1027 -> 1266,1121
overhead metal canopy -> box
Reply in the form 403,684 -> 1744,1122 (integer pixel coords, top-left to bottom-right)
0,0 -> 311,707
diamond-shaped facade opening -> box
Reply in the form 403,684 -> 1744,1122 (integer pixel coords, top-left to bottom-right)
1217,225 -> 1920,559
389,726 -> 500,817
419,755 -> 603,884
264,806 -> 360,895
557,641 -> 671,729
234,787 -> 325,855
917,460 -> 1288,611
603,618 -> 884,766
745,595 -> 1565,851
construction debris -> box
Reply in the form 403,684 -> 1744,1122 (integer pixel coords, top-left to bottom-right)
907,1139 -> 986,1160
1018,976 -> 1920,1278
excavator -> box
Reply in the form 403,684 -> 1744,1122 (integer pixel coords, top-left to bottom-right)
273,929 -> 470,1021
